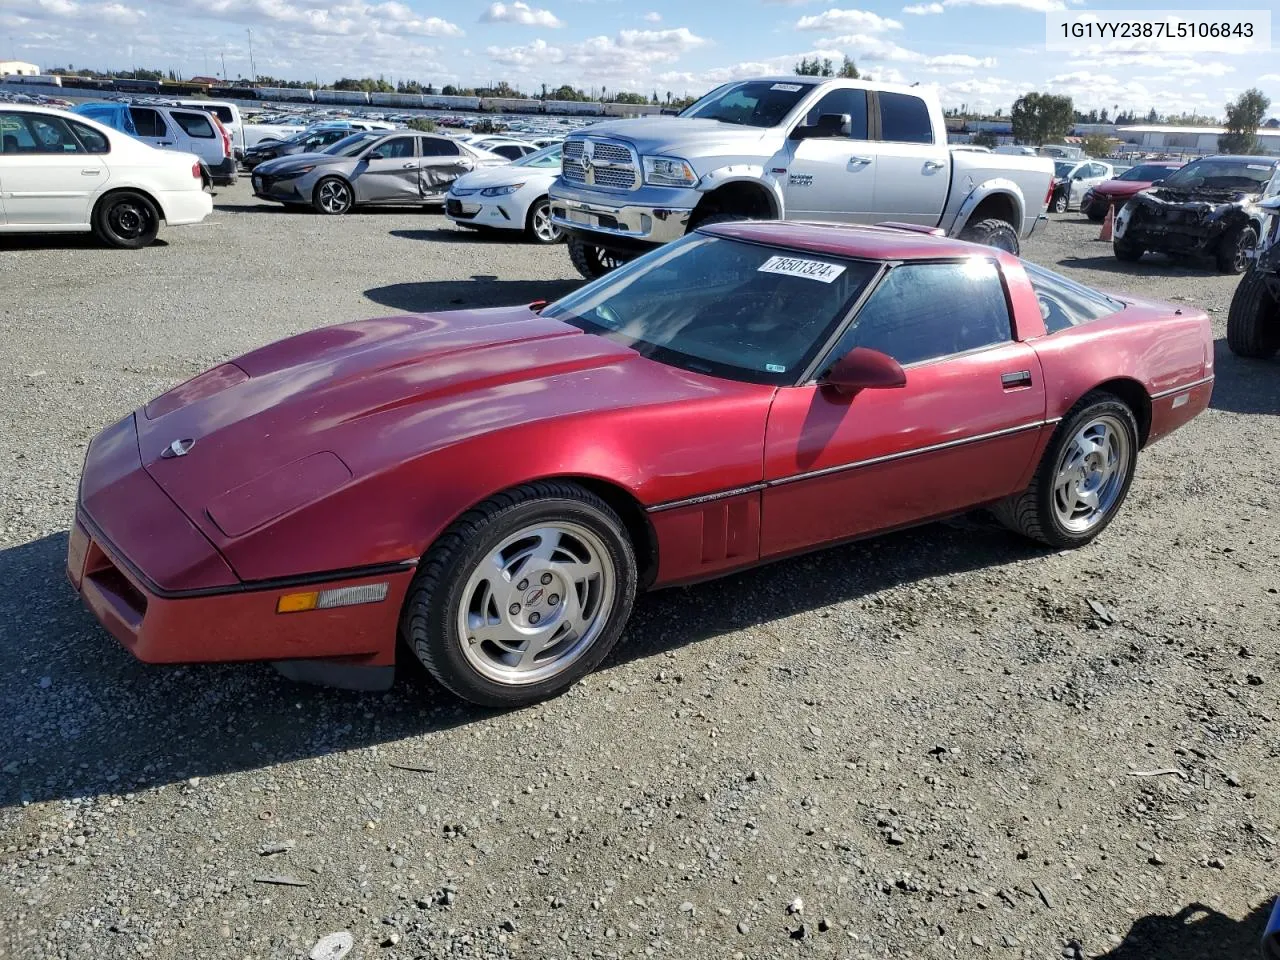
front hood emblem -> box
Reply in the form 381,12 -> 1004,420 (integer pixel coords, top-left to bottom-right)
162,438 -> 195,459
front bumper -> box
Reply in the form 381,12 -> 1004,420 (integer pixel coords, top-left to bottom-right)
445,195 -> 521,232
549,184 -> 693,248
252,171 -> 308,203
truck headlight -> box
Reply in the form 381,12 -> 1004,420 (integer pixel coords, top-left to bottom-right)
642,156 -> 696,187
480,182 -> 524,197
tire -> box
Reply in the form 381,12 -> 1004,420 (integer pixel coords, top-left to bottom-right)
1216,223 -> 1257,275
401,481 -> 638,707
1226,269 -> 1280,358
313,176 -> 354,215
1113,237 -> 1144,262
1052,189 -> 1068,214
567,235 -> 628,280
993,393 -> 1140,549
957,217 -> 1020,255
1086,202 -> 1107,223
91,191 -> 161,249
525,197 -> 564,244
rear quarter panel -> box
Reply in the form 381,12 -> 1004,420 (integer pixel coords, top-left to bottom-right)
947,152 -> 1055,235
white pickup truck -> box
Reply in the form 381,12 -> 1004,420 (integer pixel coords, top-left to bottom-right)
549,77 -> 1055,277
172,100 -> 307,159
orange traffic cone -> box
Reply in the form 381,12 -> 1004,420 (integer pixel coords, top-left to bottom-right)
1099,203 -> 1114,242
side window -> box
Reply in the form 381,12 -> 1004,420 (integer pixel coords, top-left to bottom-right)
172,110 -> 215,138
0,112 -> 36,152
130,107 -> 167,138
373,136 -> 416,159
68,119 -> 110,154
421,136 -> 461,157
24,115 -> 83,153
209,106 -> 234,125
1023,261 -> 1124,334
1087,163 -> 1108,179
878,92 -> 933,144
835,260 -> 1010,365
803,88 -> 869,140
493,144 -> 523,160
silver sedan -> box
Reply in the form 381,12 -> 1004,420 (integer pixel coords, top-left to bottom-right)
250,131 -> 506,214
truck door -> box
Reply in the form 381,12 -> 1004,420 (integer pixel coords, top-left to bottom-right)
867,91 -> 950,226
782,88 -> 876,224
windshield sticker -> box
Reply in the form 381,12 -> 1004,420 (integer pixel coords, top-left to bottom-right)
765,363 -> 787,373
771,83 -> 803,92
758,255 -> 846,283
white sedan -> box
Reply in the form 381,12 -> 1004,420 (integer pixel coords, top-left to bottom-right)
445,143 -> 563,244
1,104 -> 212,248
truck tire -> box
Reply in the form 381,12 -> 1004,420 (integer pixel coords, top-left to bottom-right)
1216,224 -> 1257,275
1227,269 -> 1280,359
1113,237 -> 1144,262
958,218 -> 1019,255
568,236 -> 627,280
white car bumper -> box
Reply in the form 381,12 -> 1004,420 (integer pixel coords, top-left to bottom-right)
445,194 -> 524,232
157,188 -> 213,227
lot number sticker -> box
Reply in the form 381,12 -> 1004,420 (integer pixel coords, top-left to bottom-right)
771,83 -> 803,91
758,255 -> 846,283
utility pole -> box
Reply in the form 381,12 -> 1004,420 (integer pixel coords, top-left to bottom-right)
246,28 -> 257,84
221,51 -> 228,82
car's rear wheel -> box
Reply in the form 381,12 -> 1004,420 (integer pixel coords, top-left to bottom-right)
568,235 -> 628,279
1216,224 -> 1257,275
402,481 -> 638,707
994,393 -> 1139,549
1227,268 -> 1280,358
92,191 -> 160,249
525,197 -> 563,244
313,177 -> 354,215
957,217 -> 1020,255
1113,237 -> 1144,262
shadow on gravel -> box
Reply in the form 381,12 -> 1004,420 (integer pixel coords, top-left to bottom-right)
216,204 -> 443,216
1094,899 -> 1271,960
1053,254 -> 1213,277
389,228 -> 501,243
0,236 -> 168,250
365,278 -> 580,313
0,516 -> 1037,808
1208,337 -> 1280,416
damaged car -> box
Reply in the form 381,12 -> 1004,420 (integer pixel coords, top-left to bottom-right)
1226,194 -> 1280,357
1113,155 -> 1280,274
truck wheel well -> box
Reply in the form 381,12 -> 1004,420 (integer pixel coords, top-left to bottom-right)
691,183 -> 777,227
1093,378 -> 1152,446
966,193 -> 1017,230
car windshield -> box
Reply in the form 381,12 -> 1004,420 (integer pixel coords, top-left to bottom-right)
541,233 -> 880,385
678,80 -> 816,128
1118,164 -> 1174,181
1161,158 -> 1277,192
1054,161 -> 1077,178
324,132 -> 382,156
513,144 -> 561,168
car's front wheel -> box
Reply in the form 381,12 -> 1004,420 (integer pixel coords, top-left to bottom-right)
92,191 -> 161,249
567,235 -> 629,279
313,177 -> 354,215
1113,237 -> 1144,262
1216,223 -> 1257,275
525,197 -> 564,244
994,393 -> 1139,549
402,481 -> 638,707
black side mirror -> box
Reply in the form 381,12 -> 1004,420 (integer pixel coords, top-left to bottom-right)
367,150 -> 386,161
792,113 -> 852,141
820,347 -> 907,396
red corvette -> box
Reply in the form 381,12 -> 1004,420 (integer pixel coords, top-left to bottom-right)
68,221 -> 1213,706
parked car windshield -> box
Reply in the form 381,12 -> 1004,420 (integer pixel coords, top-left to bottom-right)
1160,158 -> 1277,191
542,234 -> 879,385
323,132 -> 382,156
679,80 -> 817,128
1118,163 -> 1177,181
512,144 -> 561,168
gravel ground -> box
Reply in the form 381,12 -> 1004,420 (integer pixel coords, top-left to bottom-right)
2,186 -> 1278,960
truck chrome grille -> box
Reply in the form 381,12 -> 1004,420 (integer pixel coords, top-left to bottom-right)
561,137 -> 640,191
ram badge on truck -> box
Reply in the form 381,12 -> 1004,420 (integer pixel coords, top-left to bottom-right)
549,76 -> 1055,278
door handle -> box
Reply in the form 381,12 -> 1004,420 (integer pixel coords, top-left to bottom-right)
849,156 -> 872,165
81,169 -> 100,176
402,162 -> 416,168
158,141 -> 172,146
1001,370 -> 1033,389
923,160 -> 945,170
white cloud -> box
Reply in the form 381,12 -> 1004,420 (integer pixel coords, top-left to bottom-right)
902,1 -> 943,11
642,10 -> 659,21
795,8 -> 902,32
1068,54 -> 1233,77
480,1 -> 563,27
487,25 -> 706,84
943,0 -> 1064,11
1,0 -> 144,24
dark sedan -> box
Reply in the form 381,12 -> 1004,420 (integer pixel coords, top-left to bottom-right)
241,127 -> 355,170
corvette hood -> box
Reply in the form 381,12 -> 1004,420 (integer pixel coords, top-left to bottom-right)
134,307 -> 750,554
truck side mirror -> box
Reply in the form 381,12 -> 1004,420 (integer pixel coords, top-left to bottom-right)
791,113 -> 852,141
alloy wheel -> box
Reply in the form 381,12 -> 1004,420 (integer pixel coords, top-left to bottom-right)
317,180 -> 352,214
1052,414 -> 1130,533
